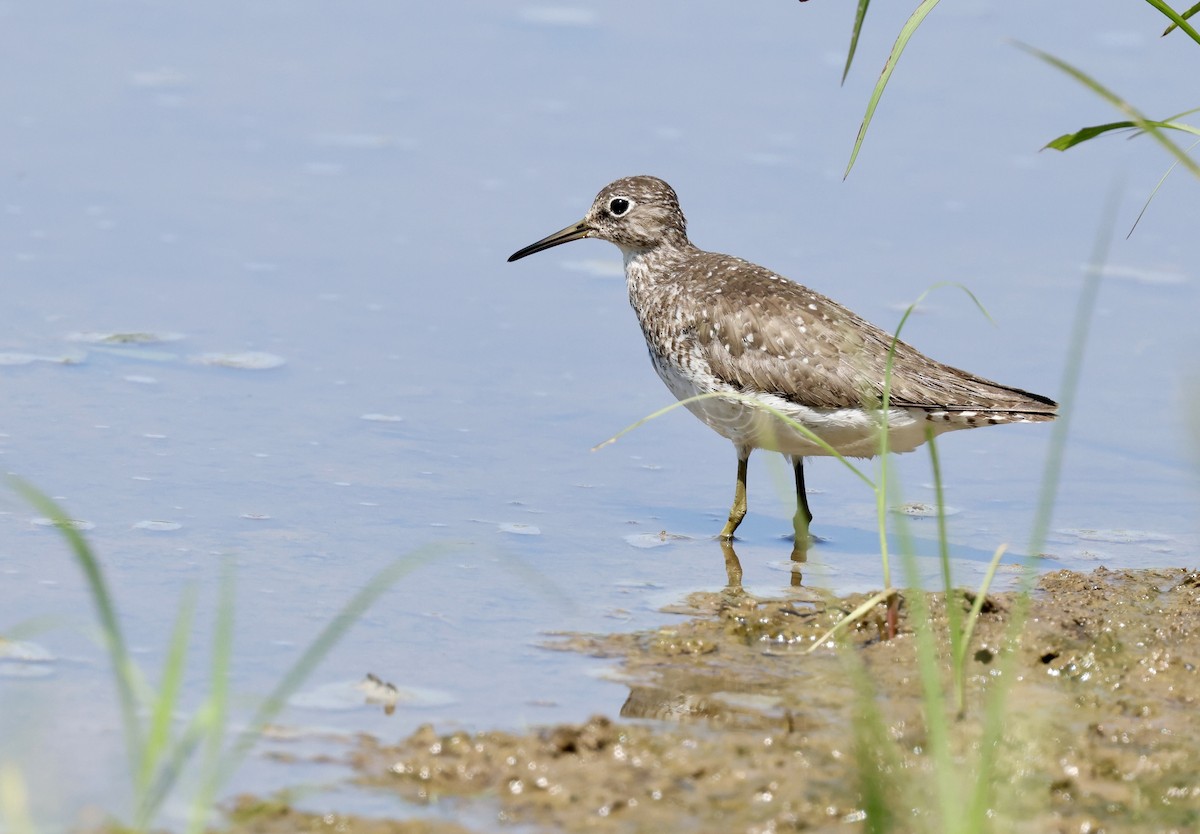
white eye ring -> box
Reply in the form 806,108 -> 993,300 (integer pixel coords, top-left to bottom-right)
608,197 -> 632,216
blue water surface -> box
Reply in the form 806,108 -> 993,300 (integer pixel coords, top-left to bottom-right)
0,1 -> 1196,826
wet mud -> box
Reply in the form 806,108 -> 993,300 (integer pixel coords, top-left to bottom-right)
218,566 -> 1200,833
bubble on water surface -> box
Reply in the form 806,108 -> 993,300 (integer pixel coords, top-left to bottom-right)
1096,264 -> 1188,286
518,6 -> 598,26
67,331 -> 184,344
624,532 -> 689,549
0,352 -> 85,365
0,639 -> 55,678
1056,529 -> 1172,545
133,520 -> 182,532
31,517 -> 94,531
192,351 -> 286,370
890,502 -> 960,517
129,67 -> 189,88
313,133 -> 411,150
499,522 -> 541,535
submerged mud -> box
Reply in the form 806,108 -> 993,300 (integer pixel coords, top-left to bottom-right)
222,567 -> 1200,833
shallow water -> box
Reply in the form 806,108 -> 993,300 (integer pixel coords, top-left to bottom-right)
0,0 -> 1196,827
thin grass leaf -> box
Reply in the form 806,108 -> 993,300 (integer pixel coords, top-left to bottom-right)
594,392 -> 876,489
1163,105 -> 1200,122
7,478 -> 144,764
959,544 -> 1007,662
1025,191 -> 1117,564
592,399 -> 700,451
961,544 -> 1007,647
845,0 -> 942,177
969,182 -> 1122,824
0,764 -> 34,834
1017,41 -> 1200,178
1046,119 -> 1188,150
925,430 -> 962,687
1046,118 -> 1200,151
842,0 -> 871,85
1128,137 -> 1200,237
139,711 -> 210,829
1044,120 -> 1138,149
803,588 -> 895,655
3,614 -> 63,640
136,584 -> 198,800
187,560 -> 236,834
925,432 -> 952,598
897,540 -> 960,831
954,542 -> 1007,717
874,390 -> 893,587
844,652 -> 904,833
876,282 -> 994,586
1147,0 -> 1200,43
1161,0 -> 1200,35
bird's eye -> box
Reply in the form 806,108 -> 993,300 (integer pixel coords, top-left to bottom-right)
609,198 -> 630,216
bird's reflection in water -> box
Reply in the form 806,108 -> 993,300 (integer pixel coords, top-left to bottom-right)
619,537 -> 820,727
718,535 -> 810,589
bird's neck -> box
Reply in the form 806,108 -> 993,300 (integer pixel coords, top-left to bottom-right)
621,240 -> 697,285
622,241 -> 700,333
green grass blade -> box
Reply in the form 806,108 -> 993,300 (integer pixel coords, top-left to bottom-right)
2,614 -> 63,641
592,399 -> 706,451
969,183 -> 1122,823
140,711 -> 210,829
803,588 -> 895,655
845,653 -> 904,833
925,431 -> 962,692
955,543 -> 1006,716
1146,0 -> 1200,44
1016,41 -> 1200,178
187,560 -> 236,834
845,0 -> 942,177
594,391 -> 876,489
1127,137 -> 1200,237
0,764 -> 35,834
1024,188 -> 1117,562
1165,105 -> 1200,121
7,478 -> 144,766
925,432 -> 952,599
877,282 -> 994,585
1043,119 -> 1138,149
897,541 -> 959,830
135,584 -> 198,810
961,544 -> 1006,646
1045,118 -> 1200,151
1161,0 -> 1200,35
842,0 -> 871,84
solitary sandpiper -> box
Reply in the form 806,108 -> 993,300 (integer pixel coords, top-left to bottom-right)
508,176 -> 1057,544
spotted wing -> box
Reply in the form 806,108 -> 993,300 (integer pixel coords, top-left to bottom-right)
689,254 -> 1057,416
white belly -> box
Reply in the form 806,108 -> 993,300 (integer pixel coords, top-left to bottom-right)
650,351 -> 952,458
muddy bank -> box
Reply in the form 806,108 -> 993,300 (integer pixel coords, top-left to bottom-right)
225,567 -> 1200,833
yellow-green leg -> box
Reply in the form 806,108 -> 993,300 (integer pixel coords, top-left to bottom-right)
718,449 -> 750,540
